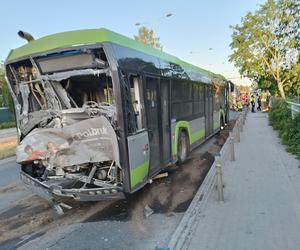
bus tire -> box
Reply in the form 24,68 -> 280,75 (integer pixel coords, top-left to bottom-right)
177,130 -> 189,164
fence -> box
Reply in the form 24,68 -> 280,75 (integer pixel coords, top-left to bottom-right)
287,100 -> 300,119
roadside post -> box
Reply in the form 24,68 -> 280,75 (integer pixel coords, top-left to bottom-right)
215,155 -> 224,202
229,132 -> 235,161
236,120 -> 240,143
240,116 -> 243,132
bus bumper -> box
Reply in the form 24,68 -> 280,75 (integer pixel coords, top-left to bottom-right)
20,171 -> 125,202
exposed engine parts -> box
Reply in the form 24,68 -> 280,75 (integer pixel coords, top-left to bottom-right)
26,161 -> 122,189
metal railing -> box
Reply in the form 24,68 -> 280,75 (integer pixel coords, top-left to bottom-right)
287,96 -> 300,104
287,100 -> 300,119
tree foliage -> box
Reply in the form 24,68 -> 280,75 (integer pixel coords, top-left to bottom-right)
0,64 -> 14,114
229,0 -> 300,98
134,26 -> 163,50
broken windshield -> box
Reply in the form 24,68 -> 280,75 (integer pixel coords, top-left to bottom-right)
5,47 -> 116,136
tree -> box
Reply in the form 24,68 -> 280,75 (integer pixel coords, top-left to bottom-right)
229,0 -> 300,99
134,26 -> 163,50
0,63 -> 14,114
275,0 -> 300,96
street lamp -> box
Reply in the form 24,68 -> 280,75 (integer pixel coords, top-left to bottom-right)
189,48 -> 213,54
135,13 -> 173,27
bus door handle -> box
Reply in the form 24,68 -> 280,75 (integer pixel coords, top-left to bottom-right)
148,129 -> 153,139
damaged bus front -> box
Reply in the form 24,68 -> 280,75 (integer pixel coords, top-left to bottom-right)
5,34 -> 125,202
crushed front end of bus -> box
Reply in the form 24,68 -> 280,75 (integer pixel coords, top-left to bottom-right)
5,47 -> 125,203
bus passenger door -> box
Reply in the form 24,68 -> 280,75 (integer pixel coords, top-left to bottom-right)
160,79 -> 171,164
205,86 -> 213,137
144,76 -> 162,175
127,75 -> 150,191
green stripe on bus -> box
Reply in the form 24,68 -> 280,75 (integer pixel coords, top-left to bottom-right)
213,120 -> 220,130
191,129 -> 205,144
172,121 -> 205,156
130,160 -> 149,188
172,128 -> 205,156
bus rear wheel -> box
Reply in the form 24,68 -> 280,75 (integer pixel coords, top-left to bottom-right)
177,130 -> 189,164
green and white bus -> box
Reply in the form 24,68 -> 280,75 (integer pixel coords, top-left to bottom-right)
5,28 -> 229,202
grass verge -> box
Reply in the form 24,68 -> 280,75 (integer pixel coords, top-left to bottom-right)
0,121 -> 16,129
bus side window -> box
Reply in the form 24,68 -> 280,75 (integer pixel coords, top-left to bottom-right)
129,76 -> 146,131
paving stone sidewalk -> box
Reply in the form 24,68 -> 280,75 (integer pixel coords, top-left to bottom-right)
187,112 -> 300,250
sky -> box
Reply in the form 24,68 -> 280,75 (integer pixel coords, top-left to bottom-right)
0,0 -> 266,86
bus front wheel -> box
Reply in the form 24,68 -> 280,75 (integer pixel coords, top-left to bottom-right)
177,130 -> 189,164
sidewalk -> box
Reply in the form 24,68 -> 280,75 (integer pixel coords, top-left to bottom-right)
187,112 -> 300,250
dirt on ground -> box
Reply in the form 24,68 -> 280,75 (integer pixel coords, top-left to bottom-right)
0,120 -> 236,245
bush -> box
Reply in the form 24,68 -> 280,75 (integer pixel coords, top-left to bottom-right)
0,64 -> 15,114
0,121 -> 16,129
269,98 -> 300,160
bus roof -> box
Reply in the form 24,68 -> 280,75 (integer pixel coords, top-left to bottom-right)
6,28 -> 225,81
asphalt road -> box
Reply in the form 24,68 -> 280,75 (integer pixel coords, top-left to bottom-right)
0,157 -> 30,214
0,157 -> 20,188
